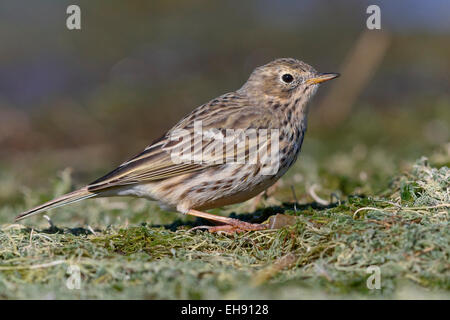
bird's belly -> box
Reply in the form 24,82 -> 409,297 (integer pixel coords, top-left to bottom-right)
143,163 -> 286,212
194,176 -> 278,210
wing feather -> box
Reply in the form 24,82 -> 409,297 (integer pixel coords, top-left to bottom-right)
87,93 -> 275,192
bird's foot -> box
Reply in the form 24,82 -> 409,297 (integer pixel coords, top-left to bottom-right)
185,209 -> 267,234
191,219 -> 268,234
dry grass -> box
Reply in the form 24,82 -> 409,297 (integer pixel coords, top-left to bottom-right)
0,104 -> 449,299
0,155 -> 448,299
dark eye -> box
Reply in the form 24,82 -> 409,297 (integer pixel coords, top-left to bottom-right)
281,73 -> 294,83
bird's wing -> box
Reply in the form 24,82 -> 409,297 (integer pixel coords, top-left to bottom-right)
87,93 -> 274,192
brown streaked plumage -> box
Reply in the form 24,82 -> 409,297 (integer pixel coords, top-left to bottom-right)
15,58 -> 339,233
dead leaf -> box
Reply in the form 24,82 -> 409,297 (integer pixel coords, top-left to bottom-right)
268,214 -> 297,229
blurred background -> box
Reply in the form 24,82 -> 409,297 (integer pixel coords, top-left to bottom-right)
0,0 -> 449,210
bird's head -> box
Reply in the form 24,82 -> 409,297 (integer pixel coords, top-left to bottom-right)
240,58 -> 339,106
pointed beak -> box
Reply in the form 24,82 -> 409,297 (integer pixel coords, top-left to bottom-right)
306,73 -> 340,85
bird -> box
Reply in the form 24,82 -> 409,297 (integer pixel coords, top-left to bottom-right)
15,58 -> 339,233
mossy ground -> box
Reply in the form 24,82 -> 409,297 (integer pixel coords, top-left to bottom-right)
0,104 -> 449,299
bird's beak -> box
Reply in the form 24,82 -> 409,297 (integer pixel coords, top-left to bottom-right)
306,73 -> 340,85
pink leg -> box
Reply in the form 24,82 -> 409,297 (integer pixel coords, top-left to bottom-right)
186,209 -> 268,234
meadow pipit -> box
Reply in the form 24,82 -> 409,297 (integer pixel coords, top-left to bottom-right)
16,58 -> 339,233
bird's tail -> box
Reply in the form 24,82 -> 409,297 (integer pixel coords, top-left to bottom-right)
15,187 -> 96,221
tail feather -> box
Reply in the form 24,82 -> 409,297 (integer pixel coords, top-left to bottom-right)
15,188 -> 96,221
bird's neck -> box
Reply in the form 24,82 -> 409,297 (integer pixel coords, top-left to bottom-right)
277,86 -> 317,127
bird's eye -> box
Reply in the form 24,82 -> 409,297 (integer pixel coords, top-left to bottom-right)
281,73 -> 294,83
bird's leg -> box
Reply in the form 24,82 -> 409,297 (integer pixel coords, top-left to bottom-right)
186,209 -> 268,234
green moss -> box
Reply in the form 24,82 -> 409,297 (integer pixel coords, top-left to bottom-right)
1,105 -> 449,299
